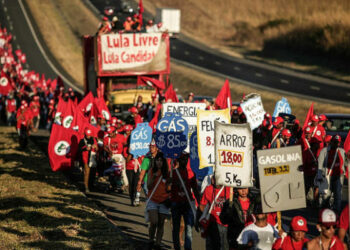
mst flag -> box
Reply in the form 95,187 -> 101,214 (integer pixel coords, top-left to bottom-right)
215,79 -> 231,110
48,124 -> 79,171
303,103 -> 314,130
164,84 -> 179,102
78,91 -> 94,113
61,99 -> 75,129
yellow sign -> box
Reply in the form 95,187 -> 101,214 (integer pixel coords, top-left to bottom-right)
264,165 -> 290,176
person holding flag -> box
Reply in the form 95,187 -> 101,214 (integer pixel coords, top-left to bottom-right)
78,128 -> 97,193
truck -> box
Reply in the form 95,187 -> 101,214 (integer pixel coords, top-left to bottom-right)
155,8 -> 181,36
83,32 -> 171,118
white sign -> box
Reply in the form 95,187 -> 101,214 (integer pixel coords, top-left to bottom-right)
100,33 -> 162,71
214,121 -> 253,187
257,145 -> 306,213
240,93 -> 265,130
197,109 -> 230,169
163,102 -> 206,151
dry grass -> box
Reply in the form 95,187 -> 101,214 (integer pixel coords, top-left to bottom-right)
170,62 -> 350,124
0,126 -> 131,249
24,0 -> 100,86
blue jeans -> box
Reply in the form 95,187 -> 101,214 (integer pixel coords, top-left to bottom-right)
171,201 -> 194,250
330,175 -> 342,214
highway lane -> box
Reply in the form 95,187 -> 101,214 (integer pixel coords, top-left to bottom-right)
87,0 -> 350,106
0,0 -> 83,93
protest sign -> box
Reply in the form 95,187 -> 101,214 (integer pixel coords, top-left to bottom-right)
214,121 -> 253,187
189,131 -> 213,180
130,122 -> 152,157
240,93 -> 265,130
156,112 -> 188,158
273,97 -> 291,118
257,145 -> 306,213
197,108 -> 230,169
163,102 -> 206,152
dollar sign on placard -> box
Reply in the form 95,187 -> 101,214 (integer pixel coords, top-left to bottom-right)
158,135 -> 165,147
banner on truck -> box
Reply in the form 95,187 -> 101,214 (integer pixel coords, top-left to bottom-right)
257,145 -> 306,213
214,121 -> 253,187
97,33 -> 170,75
240,93 -> 265,130
197,108 -> 230,169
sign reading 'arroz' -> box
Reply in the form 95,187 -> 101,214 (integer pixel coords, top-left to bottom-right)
197,109 -> 230,169
257,145 -> 306,213
163,102 -> 206,152
240,93 -> 265,130
214,121 -> 253,187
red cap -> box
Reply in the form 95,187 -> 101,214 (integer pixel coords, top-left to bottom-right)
84,128 -> 92,136
305,126 -> 312,134
264,113 -> 271,119
188,92 -> 194,97
311,115 -> 319,122
318,208 -> 337,227
157,22 -> 162,28
111,117 -> 117,124
237,106 -> 243,114
151,93 -> 157,99
103,16 -> 108,21
147,20 -> 153,25
294,119 -> 300,125
281,129 -> 291,137
49,99 -> 55,104
273,117 -> 284,126
325,135 -> 332,143
68,87 -> 73,92
290,216 -> 308,232
127,17 -> 132,22
129,106 -> 138,114
34,96 -> 39,100
117,119 -> 123,124
124,125 -> 133,131
332,134 -> 341,142
319,114 -> 327,121
107,126 -> 116,134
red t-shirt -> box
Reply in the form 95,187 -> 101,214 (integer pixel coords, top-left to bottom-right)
200,185 -> 230,226
170,167 -> 196,203
272,236 -> 308,250
6,99 -> 16,112
126,157 -> 142,171
239,198 -> 250,223
30,101 -> 40,117
339,205 -> 349,230
104,134 -> 125,154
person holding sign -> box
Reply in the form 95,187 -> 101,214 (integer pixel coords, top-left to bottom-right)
272,216 -> 309,250
237,203 -> 279,249
170,152 -> 200,250
199,178 -> 230,250
137,139 -> 170,250
220,188 -> 258,249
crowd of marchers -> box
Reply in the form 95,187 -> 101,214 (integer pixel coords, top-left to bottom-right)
1,23 -> 350,250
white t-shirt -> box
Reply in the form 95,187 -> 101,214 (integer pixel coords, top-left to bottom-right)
237,223 -> 279,250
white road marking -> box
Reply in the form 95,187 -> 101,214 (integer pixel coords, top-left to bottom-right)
26,63 -> 29,68
4,7 -> 7,12
255,73 -> 263,77
6,15 -> 10,20
18,0 -> 82,93
310,85 -> 320,91
198,56 -> 204,60
184,51 -> 190,55
234,66 -> 240,71
346,93 -> 350,97
13,35 -> 16,40
17,44 -> 20,50
280,79 -> 289,84
172,45 -> 176,50
215,61 -> 221,65
9,24 -> 13,30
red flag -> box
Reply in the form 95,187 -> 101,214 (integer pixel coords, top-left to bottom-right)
302,103 -> 314,130
78,91 -> 94,113
54,97 -> 67,123
72,108 -> 89,132
48,124 -> 79,171
94,97 -> 111,120
149,104 -> 162,132
138,76 -> 165,90
50,79 -> 57,91
215,79 -> 232,109
164,84 -> 178,102
61,99 -> 76,128
138,0 -> 144,26
344,130 -> 350,153
0,71 -> 13,95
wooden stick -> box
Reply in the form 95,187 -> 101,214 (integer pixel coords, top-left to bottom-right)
277,211 -> 282,232
229,187 -> 234,202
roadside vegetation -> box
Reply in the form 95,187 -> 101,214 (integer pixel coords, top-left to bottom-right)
0,126 -> 131,249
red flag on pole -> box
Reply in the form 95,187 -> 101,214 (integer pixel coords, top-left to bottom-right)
61,99 -> 76,129
215,79 -> 232,109
48,124 -> 79,171
78,91 -> 94,113
302,103 -> 314,130
164,84 -> 179,102
138,0 -> 144,27
138,76 -> 165,90
95,97 -> 111,121
0,71 -> 13,95
149,104 -> 162,132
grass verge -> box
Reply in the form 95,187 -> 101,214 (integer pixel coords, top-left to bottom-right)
0,126 -> 131,249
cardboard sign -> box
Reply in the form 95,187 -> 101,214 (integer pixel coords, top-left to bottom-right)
130,123 -> 152,157
155,112 -> 188,158
257,145 -> 306,213
273,97 -> 291,118
240,93 -> 265,130
189,131 -> 213,180
214,121 -> 253,187
197,108 -> 230,169
163,102 -> 206,151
